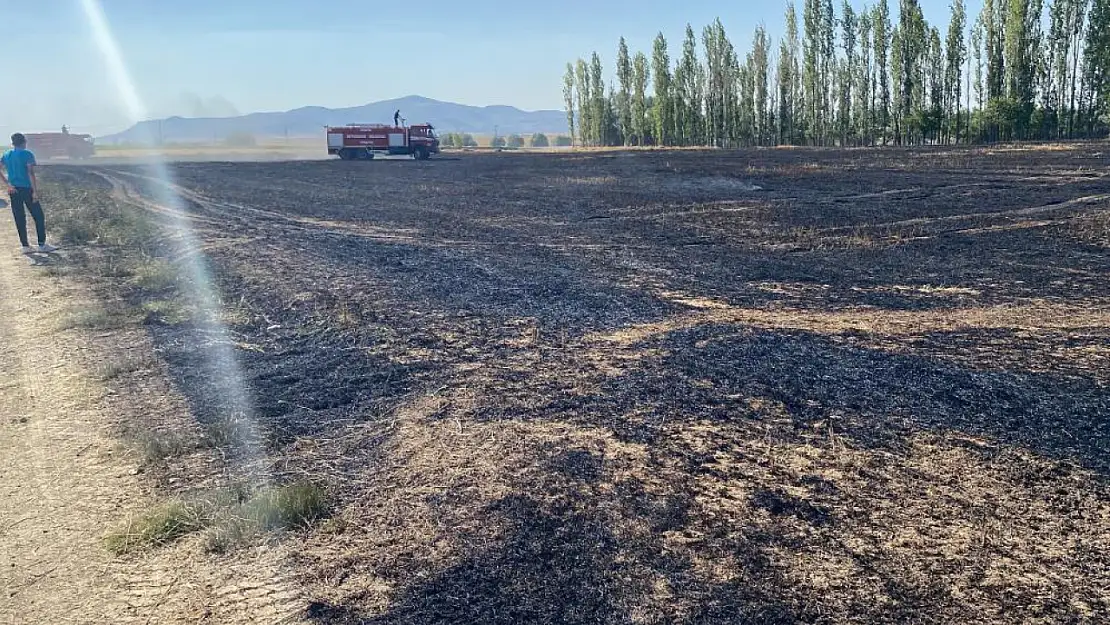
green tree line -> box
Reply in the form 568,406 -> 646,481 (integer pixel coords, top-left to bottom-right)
440,133 -> 573,148
564,0 -> 1110,147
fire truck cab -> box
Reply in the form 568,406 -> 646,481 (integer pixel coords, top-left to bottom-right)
326,123 -> 440,161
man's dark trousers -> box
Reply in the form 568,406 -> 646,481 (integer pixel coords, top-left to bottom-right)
9,188 -> 45,248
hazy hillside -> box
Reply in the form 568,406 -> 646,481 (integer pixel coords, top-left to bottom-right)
98,95 -> 566,144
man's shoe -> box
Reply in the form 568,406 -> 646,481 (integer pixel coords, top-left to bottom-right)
38,243 -> 57,253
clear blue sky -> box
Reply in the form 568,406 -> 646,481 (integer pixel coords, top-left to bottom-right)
2,0 -> 979,137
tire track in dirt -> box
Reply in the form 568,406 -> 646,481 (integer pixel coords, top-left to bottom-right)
95,169 -> 226,230
90,167 -> 664,254
92,167 -> 454,247
857,192 -> 1110,229
107,560 -> 307,625
778,192 -> 1110,248
831,181 -> 998,201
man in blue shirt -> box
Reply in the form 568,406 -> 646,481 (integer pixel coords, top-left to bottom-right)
1,133 -> 55,254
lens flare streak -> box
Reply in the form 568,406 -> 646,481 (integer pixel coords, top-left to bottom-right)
77,0 -> 264,468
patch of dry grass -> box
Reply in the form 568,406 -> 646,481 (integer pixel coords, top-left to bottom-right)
104,499 -> 209,555
105,482 -> 329,555
206,482 -> 331,553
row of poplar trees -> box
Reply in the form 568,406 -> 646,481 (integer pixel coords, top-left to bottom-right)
563,0 -> 1110,147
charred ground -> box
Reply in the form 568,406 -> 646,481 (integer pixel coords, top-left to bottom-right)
43,145 -> 1110,623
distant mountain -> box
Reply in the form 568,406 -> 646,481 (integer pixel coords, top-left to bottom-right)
97,96 -> 566,144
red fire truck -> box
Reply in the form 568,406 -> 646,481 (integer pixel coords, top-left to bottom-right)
24,129 -> 96,160
326,123 -> 440,160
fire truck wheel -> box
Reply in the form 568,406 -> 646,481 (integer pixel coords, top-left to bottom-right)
414,146 -> 430,161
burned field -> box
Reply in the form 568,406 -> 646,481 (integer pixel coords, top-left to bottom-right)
47,146 -> 1110,623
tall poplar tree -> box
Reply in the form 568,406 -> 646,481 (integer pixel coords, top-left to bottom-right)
780,4 -> 802,143
563,63 -> 576,143
874,0 -> 893,142
616,38 -> 634,145
632,52 -> 650,145
858,8 -> 874,143
840,2 -> 858,144
946,0 -> 967,142
651,33 -> 674,146
574,59 -> 592,145
752,26 -> 772,145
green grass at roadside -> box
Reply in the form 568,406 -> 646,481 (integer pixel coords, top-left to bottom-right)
105,482 -> 330,555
